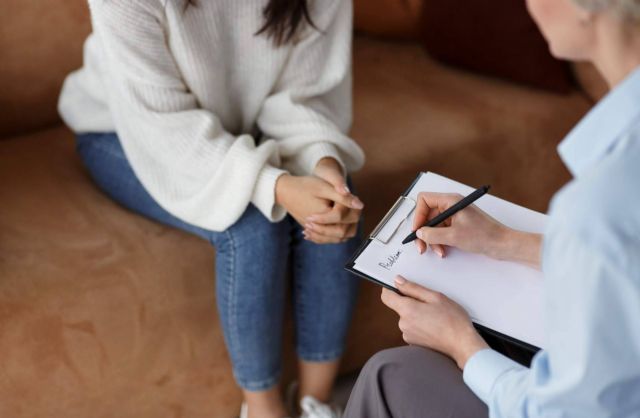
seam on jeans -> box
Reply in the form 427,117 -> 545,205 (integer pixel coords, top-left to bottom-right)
236,371 -> 282,392
293,222 -> 308,354
225,229 -> 240,371
297,349 -> 344,363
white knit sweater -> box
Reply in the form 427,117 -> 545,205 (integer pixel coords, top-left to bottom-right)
59,0 -> 365,231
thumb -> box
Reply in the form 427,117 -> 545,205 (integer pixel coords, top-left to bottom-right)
394,275 -> 439,303
322,167 -> 350,196
317,179 -> 364,210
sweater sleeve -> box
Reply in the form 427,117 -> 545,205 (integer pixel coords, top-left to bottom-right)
256,0 -> 365,177
87,0 -> 287,231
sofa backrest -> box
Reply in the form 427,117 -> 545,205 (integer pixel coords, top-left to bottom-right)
0,0 -> 91,138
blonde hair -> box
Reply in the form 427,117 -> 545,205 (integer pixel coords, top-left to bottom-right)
573,0 -> 640,20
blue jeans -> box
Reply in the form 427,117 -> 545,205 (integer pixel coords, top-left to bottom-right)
76,132 -> 360,391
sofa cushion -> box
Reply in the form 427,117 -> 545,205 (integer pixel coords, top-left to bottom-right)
353,0 -> 423,39
0,127 -> 245,418
572,62 -> 609,102
349,36 -> 587,221
419,0 -> 574,93
0,0 -> 91,138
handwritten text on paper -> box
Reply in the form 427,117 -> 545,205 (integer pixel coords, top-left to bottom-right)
378,250 -> 402,271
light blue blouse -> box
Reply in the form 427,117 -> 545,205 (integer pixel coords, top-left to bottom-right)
463,68 -> 640,417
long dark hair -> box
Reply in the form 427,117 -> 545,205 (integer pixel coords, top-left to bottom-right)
185,0 -> 316,46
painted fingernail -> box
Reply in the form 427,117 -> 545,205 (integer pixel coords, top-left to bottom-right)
352,198 -> 364,209
395,276 -> 406,285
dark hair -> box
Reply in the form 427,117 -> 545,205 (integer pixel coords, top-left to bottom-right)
185,0 -> 316,46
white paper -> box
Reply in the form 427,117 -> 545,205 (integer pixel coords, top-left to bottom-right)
353,172 -> 546,348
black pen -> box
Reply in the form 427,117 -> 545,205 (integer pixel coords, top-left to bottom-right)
401,185 -> 491,245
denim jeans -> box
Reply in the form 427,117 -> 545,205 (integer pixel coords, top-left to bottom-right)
76,132 -> 360,391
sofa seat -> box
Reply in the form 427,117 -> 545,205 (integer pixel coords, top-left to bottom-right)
0,36 -> 591,418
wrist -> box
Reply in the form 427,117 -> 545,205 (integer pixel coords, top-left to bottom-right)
452,328 -> 489,370
494,228 -> 542,267
485,225 -> 516,260
315,157 -> 343,174
275,173 -> 292,207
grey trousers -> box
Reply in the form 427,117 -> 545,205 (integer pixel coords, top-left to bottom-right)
344,346 -> 489,418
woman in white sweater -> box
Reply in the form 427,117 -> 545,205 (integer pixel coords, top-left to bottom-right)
58,1 -> 365,417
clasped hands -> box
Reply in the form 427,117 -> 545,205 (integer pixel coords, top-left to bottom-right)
275,157 -> 364,244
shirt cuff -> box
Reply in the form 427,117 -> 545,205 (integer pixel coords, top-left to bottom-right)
292,141 -> 346,176
251,164 -> 288,222
463,348 -> 526,404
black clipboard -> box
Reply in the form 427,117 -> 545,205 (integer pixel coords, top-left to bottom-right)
344,173 -> 540,355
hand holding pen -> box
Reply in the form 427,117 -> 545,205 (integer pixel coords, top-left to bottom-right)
404,186 -> 509,259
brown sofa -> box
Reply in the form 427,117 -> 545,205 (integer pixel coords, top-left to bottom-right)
0,1 -> 593,417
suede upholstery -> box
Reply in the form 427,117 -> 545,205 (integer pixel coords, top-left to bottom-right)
0,0 -> 91,138
0,2 -> 592,417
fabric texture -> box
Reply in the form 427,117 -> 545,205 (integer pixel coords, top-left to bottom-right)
420,0 -> 573,92
344,346 -> 488,418
75,132 -> 361,391
58,0 -> 365,231
463,68 -> 640,417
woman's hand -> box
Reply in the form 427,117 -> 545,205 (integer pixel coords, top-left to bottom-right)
412,192 -> 542,268
303,157 -> 364,244
275,172 -> 362,244
381,275 -> 488,369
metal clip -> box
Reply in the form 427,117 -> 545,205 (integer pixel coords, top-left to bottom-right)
370,196 -> 416,244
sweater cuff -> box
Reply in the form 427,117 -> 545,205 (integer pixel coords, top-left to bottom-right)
251,165 -> 288,222
294,142 -> 346,176
463,348 -> 525,405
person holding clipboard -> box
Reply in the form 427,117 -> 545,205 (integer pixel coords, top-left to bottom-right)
344,0 -> 640,417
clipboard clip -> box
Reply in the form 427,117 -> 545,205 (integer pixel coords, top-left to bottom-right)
370,196 -> 416,244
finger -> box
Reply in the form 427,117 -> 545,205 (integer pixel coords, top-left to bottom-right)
312,207 -> 360,225
413,192 -> 464,231
429,243 -> 446,258
307,204 -> 360,225
312,224 -> 358,242
317,182 -> 364,210
303,229 -> 342,244
316,159 -> 351,196
305,222 -> 350,239
394,275 -> 441,303
380,288 -> 407,313
416,226 -> 455,248
322,169 -> 350,196
330,176 -> 351,197
346,223 -> 358,239
415,239 -> 427,255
